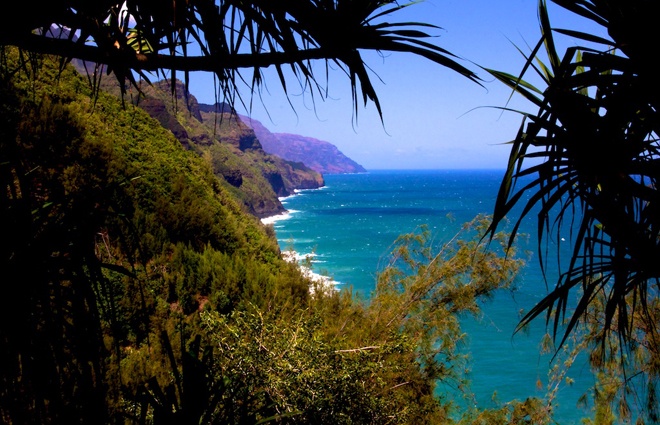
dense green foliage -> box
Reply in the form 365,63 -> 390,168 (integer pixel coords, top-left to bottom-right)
8,0 -> 657,422
161,216 -> 528,424
0,49 -> 308,422
0,50 -> 544,423
124,77 -> 324,218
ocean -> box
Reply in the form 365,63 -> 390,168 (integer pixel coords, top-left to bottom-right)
264,169 -> 594,423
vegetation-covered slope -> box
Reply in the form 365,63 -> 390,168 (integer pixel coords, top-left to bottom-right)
1,50 -> 556,425
0,50 -> 311,422
131,80 -> 324,217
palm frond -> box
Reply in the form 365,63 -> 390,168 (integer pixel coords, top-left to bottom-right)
489,0 -> 660,358
1,0 -> 481,118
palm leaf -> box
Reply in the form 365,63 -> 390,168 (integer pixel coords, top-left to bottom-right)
3,1 -> 481,119
490,0 -> 660,361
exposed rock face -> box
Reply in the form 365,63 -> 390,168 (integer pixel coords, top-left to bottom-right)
222,169 -> 243,188
264,171 -> 287,197
154,79 -> 204,122
196,105 -> 325,197
242,117 -> 367,174
238,133 -> 262,151
279,160 -> 325,190
136,97 -> 191,146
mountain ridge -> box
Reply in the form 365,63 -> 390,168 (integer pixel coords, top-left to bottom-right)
238,115 -> 367,175
125,87 -> 325,218
65,42 -> 325,218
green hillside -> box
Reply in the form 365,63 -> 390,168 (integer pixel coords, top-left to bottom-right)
1,50 -> 533,424
129,79 -> 324,218
0,50 -> 310,422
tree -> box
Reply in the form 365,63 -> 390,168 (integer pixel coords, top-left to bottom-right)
0,0 -> 484,422
172,216 -> 526,424
1,2 -> 486,423
0,50 -> 308,423
487,0 -> 659,421
2,0 -> 478,116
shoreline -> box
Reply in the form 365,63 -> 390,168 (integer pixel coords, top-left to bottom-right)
281,250 -> 340,295
260,209 -> 295,225
260,187 -> 339,294
260,209 -> 339,294
260,186 -> 326,225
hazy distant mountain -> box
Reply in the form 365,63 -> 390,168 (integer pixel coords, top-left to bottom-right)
240,117 -> 367,174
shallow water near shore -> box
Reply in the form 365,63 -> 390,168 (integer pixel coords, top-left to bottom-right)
266,169 -> 595,423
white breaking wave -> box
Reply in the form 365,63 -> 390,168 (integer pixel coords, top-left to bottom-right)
281,250 -> 340,295
260,210 -> 299,225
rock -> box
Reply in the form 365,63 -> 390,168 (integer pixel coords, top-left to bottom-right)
240,117 -> 366,174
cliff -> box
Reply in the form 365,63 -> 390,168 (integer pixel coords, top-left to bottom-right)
242,117 -> 367,174
197,103 -> 325,192
127,83 -> 324,218
58,30 -> 326,215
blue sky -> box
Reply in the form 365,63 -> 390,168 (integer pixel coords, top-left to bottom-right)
188,1 -> 606,170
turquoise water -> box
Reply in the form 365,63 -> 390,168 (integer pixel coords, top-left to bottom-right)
267,169 -> 595,423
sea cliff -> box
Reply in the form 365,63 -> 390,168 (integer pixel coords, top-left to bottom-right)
129,82 -> 325,217
240,116 -> 367,174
